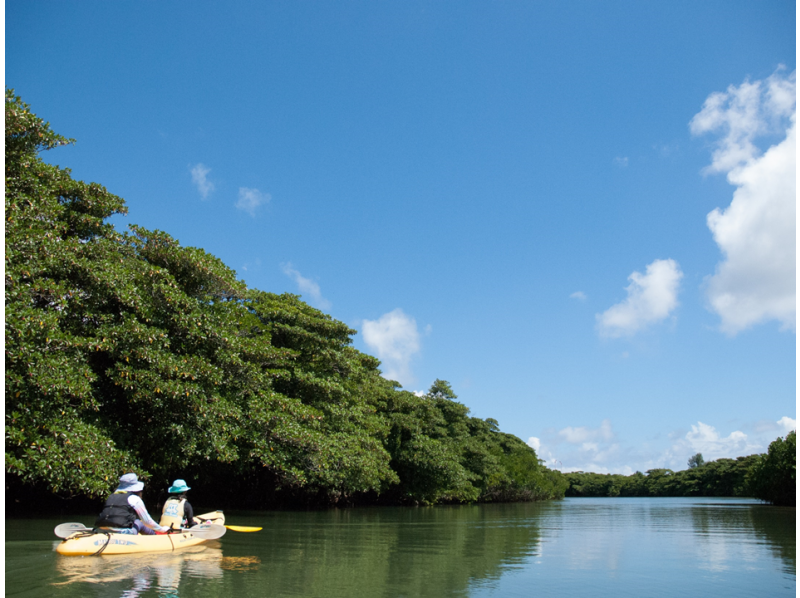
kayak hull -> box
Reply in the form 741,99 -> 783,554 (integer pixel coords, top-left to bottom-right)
55,511 -> 225,556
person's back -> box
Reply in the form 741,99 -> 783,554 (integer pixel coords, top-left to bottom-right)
96,473 -> 170,535
159,479 -> 195,529
96,490 -> 137,529
160,496 -> 186,529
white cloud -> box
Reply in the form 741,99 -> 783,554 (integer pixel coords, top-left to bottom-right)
661,422 -> 761,466
528,436 -> 562,469
755,416 -> 799,435
570,291 -> 587,301
691,69 -> 796,334
559,419 -> 615,444
236,187 -> 270,216
596,259 -> 683,337
190,163 -> 215,199
530,416 -> 795,474
690,69 -> 795,173
281,263 -> 331,310
362,308 -> 421,387
614,156 -> 629,167
528,420 -> 623,472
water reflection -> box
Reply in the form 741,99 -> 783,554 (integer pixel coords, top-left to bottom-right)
53,541 -> 260,597
4,500 -> 793,597
681,502 -> 795,576
749,506 -> 796,575
251,504 -> 544,597
531,499 -> 795,586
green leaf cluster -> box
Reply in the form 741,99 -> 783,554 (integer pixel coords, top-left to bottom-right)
745,431 -> 796,506
5,91 -> 565,507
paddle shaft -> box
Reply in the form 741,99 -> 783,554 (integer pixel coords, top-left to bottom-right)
194,515 -> 261,532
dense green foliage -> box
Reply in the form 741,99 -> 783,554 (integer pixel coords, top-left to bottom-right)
746,432 -> 796,507
565,455 -> 761,498
5,91 -> 566,507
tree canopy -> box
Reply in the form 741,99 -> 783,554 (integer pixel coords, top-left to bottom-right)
687,453 -> 704,469
5,91 -> 567,508
746,432 -> 796,507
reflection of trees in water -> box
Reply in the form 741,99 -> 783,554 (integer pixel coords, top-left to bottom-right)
257,503 -> 543,597
748,506 -> 796,575
688,503 -> 796,575
54,542 -> 260,597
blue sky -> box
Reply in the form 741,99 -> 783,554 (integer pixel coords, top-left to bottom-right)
6,1 -> 796,474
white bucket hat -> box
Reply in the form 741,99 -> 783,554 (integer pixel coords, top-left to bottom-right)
116,473 -> 144,493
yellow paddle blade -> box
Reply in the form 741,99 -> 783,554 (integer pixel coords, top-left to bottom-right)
225,525 -> 262,532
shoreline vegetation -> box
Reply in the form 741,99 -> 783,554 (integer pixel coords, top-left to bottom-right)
5,91 -> 795,514
565,434 -> 795,508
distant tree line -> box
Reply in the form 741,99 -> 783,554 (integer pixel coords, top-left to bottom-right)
5,91 -> 568,509
564,432 -> 795,506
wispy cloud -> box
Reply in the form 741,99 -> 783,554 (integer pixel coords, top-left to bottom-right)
753,416 -> 797,436
236,187 -> 270,217
241,258 -> 261,273
691,68 -> 796,334
613,156 -> 629,167
362,308 -> 421,387
570,291 -> 587,301
530,420 -> 624,473
596,259 -> 683,338
190,163 -> 215,199
559,419 -> 615,444
281,263 -> 331,310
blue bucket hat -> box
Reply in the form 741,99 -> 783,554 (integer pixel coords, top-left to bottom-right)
168,479 -> 191,493
116,473 -> 144,493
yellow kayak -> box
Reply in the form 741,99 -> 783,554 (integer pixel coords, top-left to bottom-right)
55,511 -> 225,556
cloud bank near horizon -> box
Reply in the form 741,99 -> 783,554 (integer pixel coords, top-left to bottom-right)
528,416 -> 795,475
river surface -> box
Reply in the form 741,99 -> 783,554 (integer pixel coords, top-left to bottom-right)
5,497 -> 795,597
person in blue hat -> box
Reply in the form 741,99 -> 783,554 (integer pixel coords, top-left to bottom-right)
159,479 -> 197,530
96,473 -> 171,535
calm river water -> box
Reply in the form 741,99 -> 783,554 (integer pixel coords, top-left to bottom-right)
6,497 -> 795,597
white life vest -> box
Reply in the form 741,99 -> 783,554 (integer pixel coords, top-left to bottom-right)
159,497 -> 186,529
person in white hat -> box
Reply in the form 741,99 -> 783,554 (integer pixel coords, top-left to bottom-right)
159,479 -> 197,529
95,473 -> 171,535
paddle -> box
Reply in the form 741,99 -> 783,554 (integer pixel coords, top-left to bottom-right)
54,523 -> 227,540
194,515 -> 261,532
54,522 -> 90,539
224,525 -> 262,532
